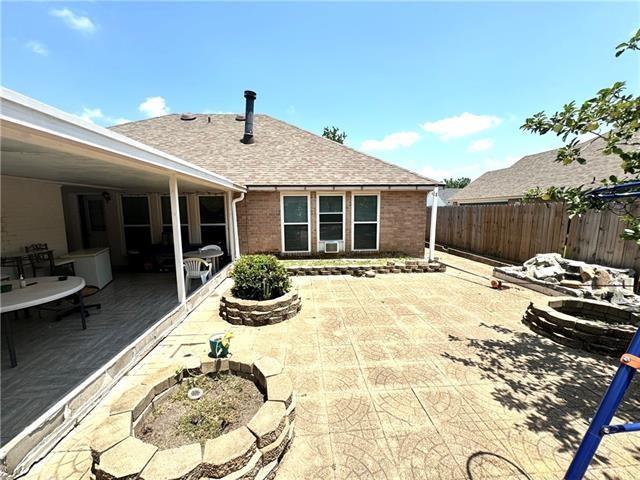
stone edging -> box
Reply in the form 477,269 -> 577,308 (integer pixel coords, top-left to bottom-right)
522,298 -> 638,356
90,355 -> 295,480
219,290 -> 301,326
286,260 -> 446,276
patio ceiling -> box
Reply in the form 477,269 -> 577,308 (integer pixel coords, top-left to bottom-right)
0,88 -> 246,194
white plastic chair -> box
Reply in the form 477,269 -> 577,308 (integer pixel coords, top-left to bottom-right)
183,258 -> 212,291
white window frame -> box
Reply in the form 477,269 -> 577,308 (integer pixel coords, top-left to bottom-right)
351,192 -> 380,252
280,192 -> 311,253
121,194 -> 152,248
316,192 -> 345,247
197,194 -> 228,247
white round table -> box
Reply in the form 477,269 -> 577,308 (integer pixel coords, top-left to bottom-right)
0,276 -> 86,367
184,249 -> 224,273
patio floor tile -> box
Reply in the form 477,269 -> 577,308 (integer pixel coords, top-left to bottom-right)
325,392 -> 382,432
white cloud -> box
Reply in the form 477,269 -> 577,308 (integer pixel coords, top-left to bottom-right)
421,155 -> 518,182
26,40 -> 48,56
75,107 -> 130,126
50,8 -> 96,34
139,96 -> 170,118
421,113 -> 502,140
467,138 -> 494,152
360,131 -> 421,152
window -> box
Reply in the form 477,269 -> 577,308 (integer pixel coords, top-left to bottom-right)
352,194 -> 379,251
161,196 -> 189,245
281,194 -> 310,252
199,196 -> 227,253
318,194 -> 344,242
121,195 -> 151,251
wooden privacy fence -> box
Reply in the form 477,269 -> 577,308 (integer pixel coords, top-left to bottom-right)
426,203 -> 640,273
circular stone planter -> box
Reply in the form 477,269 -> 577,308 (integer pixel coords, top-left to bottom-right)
523,298 -> 638,356
90,355 -> 295,480
219,289 -> 301,326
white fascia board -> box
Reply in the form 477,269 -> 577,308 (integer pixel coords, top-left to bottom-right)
0,87 -> 246,193
246,185 -> 437,192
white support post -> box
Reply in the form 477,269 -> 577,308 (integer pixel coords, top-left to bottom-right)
428,186 -> 439,262
170,175 -> 186,304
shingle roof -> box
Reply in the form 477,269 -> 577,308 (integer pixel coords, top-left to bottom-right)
111,114 -> 438,187
451,135 -> 636,203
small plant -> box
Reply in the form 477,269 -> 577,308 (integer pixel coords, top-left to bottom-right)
231,255 -> 291,301
220,331 -> 233,349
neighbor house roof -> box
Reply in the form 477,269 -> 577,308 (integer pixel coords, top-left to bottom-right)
451,135 -> 635,203
112,114 -> 438,188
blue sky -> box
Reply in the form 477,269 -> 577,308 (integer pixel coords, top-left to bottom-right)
2,2 -> 638,181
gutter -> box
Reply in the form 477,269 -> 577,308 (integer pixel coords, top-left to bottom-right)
231,193 -> 245,259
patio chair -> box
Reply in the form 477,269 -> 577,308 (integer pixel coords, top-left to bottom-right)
184,258 -> 212,291
25,244 -> 55,277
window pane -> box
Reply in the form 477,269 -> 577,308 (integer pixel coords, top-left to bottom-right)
124,226 -> 152,251
320,224 -> 342,241
161,196 -> 187,225
122,197 -> 149,225
354,224 -> 377,250
284,225 -> 308,251
319,213 -> 342,223
354,195 -> 378,222
162,225 -> 189,246
201,225 -> 227,253
283,196 -> 308,223
319,196 -> 342,213
199,196 -> 225,224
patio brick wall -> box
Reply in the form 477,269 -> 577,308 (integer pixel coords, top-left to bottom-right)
379,190 -> 428,258
237,190 -> 427,258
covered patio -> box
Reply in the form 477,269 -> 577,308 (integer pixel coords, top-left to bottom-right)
0,88 -> 245,474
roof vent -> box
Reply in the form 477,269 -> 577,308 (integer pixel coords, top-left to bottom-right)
235,115 -> 245,122
180,113 -> 197,121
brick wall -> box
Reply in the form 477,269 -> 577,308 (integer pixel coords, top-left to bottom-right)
237,189 -> 427,258
379,190 -> 427,257
236,191 -> 281,254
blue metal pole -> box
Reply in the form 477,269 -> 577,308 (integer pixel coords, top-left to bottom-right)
564,325 -> 640,480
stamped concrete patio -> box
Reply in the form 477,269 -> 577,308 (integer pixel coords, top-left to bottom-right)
22,252 -> 640,479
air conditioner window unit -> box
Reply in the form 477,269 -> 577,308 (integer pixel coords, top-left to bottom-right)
324,241 -> 340,253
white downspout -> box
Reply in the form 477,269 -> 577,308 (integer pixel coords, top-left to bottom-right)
428,186 -> 439,262
231,192 -> 245,260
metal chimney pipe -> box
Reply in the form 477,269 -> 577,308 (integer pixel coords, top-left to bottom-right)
241,90 -> 256,144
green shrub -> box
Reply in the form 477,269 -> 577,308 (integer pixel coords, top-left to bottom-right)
231,255 -> 291,301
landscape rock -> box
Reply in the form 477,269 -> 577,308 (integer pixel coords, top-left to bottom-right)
495,253 -> 639,312
560,279 -> 583,289
580,266 -> 595,282
593,269 -> 611,288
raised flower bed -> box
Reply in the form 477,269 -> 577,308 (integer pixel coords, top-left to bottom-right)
90,356 -> 295,480
523,298 -> 638,356
221,254 -> 301,327
220,290 -> 301,326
